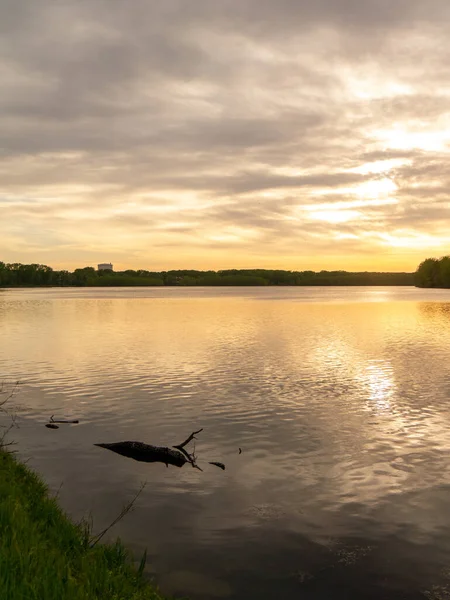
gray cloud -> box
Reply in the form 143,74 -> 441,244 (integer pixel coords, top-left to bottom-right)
1,0 -> 449,268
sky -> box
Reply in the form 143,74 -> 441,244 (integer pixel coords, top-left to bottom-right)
1,0 -> 450,272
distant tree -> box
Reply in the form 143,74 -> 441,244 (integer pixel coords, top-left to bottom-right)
439,256 -> 450,288
415,258 -> 442,288
94,275 -> 163,287
72,267 -> 97,286
54,270 -> 72,286
178,276 -> 198,286
0,261 -> 415,288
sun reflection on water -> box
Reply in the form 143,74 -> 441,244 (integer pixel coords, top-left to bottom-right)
363,360 -> 396,412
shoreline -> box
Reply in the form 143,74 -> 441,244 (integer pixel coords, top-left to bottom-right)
1,282 -> 417,289
0,448 -> 168,600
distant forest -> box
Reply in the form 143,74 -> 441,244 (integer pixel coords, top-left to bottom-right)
414,256 -> 450,288
0,262 -> 414,287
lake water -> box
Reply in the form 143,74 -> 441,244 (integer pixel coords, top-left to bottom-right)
2,286 -> 450,599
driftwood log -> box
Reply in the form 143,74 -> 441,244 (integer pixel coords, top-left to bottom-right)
95,429 -> 204,470
50,415 -> 79,424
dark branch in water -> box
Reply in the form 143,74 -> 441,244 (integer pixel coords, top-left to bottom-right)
0,381 -> 20,409
0,382 -> 20,440
49,415 -> 79,424
173,428 -> 204,471
94,429 -> 221,472
173,428 -> 203,450
89,482 -> 147,548
94,441 -> 188,467
209,462 -> 225,470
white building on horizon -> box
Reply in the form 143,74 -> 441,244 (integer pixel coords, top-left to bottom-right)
98,263 -> 113,271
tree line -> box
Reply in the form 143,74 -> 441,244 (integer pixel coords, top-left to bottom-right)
0,262 -> 414,287
414,256 -> 450,288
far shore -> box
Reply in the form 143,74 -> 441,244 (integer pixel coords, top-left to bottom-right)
1,262 -> 415,288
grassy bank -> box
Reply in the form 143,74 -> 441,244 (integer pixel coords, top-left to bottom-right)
0,448 -> 167,600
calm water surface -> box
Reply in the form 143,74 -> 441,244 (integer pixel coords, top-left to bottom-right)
1,286 -> 450,599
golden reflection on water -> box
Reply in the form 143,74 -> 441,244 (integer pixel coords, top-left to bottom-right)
3,289 -> 450,598
1,291 -> 450,507
363,360 -> 395,412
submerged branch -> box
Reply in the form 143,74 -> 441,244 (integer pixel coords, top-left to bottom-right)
0,382 -> 20,445
94,441 -> 189,468
50,415 -> 79,424
89,482 -> 147,548
94,429 -> 214,472
95,425 -> 229,471
0,381 -> 19,409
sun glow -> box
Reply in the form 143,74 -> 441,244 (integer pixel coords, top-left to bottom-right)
307,209 -> 362,224
353,178 -> 397,198
304,197 -> 397,212
351,158 -> 410,175
343,69 -> 413,100
378,231 -> 446,249
310,175 -> 398,201
372,126 -> 450,152
303,180 -> 397,224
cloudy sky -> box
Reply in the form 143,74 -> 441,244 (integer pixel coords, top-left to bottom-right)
1,0 -> 450,271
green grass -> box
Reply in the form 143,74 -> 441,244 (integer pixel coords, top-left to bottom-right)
0,449 -> 167,600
